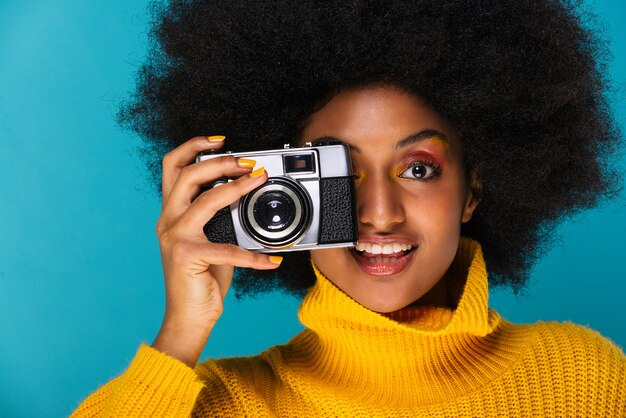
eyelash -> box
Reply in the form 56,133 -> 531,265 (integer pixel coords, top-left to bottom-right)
398,159 -> 442,181
352,159 -> 442,182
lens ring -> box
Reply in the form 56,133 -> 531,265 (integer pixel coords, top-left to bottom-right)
241,178 -> 311,247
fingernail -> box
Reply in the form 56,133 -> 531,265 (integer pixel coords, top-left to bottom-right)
269,256 -> 283,264
250,166 -> 265,178
207,135 -> 226,142
237,158 -> 256,168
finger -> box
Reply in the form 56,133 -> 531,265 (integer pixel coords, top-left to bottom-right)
161,135 -> 226,207
171,167 -> 267,235
208,264 -> 235,299
162,156 -> 259,225
166,154 -> 255,213
190,241 -> 282,270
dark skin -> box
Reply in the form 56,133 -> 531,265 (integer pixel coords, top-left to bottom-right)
300,85 -> 481,313
151,84 -> 481,367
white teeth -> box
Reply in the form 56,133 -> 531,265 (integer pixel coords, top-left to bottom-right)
355,242 -> 414,254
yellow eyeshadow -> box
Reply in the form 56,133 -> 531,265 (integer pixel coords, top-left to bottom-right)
431,135 -> 450,150
354,168 -> 366,185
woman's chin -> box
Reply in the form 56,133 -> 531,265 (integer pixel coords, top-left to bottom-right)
312,246 -> 438,312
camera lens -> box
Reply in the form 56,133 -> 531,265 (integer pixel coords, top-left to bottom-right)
241,178 -> 311,247
253,191 -> 296,232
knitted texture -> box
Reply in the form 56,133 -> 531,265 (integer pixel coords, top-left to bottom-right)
381,305 -> 453,330
72,238 -> 626,417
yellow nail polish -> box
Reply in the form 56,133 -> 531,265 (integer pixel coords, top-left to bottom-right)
237,158 -> 256,168
250,166 -> 265,178
269,255 -> 283,264
207,135 -> 226,142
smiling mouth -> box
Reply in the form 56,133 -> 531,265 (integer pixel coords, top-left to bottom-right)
353,241 -> 416,261
352,247 -> 416,262
349,244 -> 417,276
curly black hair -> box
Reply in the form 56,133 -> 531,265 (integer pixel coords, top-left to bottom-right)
119,0 -> 622,298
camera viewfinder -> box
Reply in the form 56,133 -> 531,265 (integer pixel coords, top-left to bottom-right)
284,154 -> 315,174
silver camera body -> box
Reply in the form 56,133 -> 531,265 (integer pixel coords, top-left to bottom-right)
196,143 -> 358,253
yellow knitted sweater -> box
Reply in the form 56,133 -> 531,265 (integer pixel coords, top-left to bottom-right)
72,238 -> 626,417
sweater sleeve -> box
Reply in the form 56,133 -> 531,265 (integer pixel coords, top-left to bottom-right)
71,344 -> 206,417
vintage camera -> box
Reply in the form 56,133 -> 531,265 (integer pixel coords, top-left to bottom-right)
196,143 -> 358,253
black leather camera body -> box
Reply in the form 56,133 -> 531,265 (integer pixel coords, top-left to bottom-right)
196,143 -> 358,253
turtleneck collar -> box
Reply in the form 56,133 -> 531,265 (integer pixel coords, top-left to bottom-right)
280,237 -> 527,408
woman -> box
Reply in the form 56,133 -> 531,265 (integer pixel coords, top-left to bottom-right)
73,0 -> 625,416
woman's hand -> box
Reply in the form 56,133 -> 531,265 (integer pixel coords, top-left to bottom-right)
151,135 -> 282,367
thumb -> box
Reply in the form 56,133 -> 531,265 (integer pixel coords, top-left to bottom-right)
209,264 -> 235,299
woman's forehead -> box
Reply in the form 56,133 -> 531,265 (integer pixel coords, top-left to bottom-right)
300,85 -> 460,152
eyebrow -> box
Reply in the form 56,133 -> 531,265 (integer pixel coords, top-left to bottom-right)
309,129 -> 449,153
393,130 -> 449,150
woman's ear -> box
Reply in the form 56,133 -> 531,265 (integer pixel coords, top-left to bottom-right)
462,167 -> 482,223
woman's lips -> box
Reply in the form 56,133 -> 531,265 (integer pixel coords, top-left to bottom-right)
350,247 -> 417,276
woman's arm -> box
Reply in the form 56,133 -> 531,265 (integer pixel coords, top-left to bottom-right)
72,136 -> 281,415
151,135 -> 280,367
71,344 -> 205,417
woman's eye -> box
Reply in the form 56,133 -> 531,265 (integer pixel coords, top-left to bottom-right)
398,162 -> 440,180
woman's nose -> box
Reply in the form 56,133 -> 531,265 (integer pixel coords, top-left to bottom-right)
356,174 -> 405,231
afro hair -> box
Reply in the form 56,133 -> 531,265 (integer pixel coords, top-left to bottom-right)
119,0 -> 622,298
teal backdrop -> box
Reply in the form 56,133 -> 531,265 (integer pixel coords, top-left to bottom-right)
0,1 -> 624,416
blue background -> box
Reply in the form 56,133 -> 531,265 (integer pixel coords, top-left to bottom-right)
0,1 -> 624,416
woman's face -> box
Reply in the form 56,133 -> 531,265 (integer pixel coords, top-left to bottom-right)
300,85 -> 479,313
